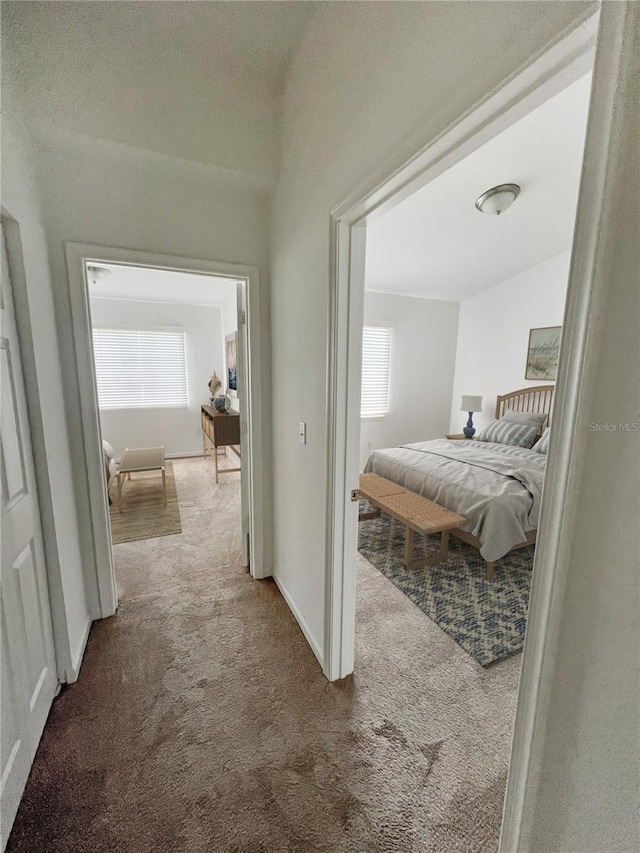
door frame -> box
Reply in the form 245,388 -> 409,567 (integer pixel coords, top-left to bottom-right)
324,8 -> 599,682
1,210 -> 73,681
65,243 -> 267,620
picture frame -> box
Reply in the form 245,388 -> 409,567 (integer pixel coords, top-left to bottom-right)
225,332 -> 238,397
525,326 -> 561,381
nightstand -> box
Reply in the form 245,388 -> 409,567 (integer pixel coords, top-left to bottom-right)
445,433 -> 475,440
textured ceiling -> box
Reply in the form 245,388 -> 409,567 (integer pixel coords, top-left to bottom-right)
3,2 -> 315,181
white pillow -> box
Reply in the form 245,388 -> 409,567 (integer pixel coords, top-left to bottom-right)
476,419 -> 538,449
532,427 -> 551,454
502,409 -> 548,430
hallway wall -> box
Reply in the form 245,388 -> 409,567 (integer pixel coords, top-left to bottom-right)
1,75 -> 91,678
2,3 -> 279,614
506,6 -> 640,850
35,131 -> 274,584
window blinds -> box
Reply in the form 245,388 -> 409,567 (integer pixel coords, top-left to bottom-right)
92,329 -> 188,409
361,325 -> 392,418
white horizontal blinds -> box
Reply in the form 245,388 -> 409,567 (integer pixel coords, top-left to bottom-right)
92,329 -> 187,409
361,325 -> 391,417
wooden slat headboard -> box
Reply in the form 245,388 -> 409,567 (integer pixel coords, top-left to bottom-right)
495,385 -> 555,425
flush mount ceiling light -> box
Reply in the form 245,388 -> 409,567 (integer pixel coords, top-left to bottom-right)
87,265 -> 112,286
475,183 -> 521,216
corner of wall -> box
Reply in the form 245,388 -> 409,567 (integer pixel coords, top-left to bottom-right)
65,615 -> 93,684
272,571 -> 324,671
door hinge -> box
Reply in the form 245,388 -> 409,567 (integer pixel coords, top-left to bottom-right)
238,309 -> 246,325
351,489 -> 360,502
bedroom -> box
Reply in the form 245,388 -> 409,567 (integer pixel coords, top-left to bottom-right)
356,73 -> 592,668
87,263 -> 246,586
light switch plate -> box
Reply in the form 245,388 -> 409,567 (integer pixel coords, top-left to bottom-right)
298,421 -> 307,445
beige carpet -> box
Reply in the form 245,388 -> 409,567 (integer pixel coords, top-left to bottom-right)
8,457 -> 520,852
109,461 -> 181,544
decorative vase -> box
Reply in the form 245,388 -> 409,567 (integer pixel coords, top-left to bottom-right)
213,395 -> 230,413
208,371 -> 222,402
463,412 -> 475,438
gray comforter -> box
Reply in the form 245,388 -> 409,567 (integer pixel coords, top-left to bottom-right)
364,439 -> 546,561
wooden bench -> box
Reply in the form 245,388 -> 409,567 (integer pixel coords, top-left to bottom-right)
355,473 -> 467,571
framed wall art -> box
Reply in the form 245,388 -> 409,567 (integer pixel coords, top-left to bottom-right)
226,332 -> 238,397
525,326 -> 561,381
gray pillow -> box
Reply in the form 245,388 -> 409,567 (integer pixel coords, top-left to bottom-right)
502,409 -> 548,430
476,418 -> 538,449
532,427 -> 551,454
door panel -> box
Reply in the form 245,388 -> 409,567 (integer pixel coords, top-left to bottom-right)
0,347 -> 26,503
0,225 -> 58,849
0,612 -> 27,816
14,543 -> 51,709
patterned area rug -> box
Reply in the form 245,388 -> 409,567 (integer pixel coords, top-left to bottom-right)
358,505 -> 533,666
108,461 -> 182,544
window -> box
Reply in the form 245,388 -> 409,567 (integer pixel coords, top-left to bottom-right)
92,328 -> 188,410
361,325 -> 392,418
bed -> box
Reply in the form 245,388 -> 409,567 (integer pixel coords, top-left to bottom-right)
363,386 -> 555,575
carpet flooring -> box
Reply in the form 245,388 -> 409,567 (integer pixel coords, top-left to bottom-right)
8,457 -> 521,853
358,508 -> 532,666
108,461 -> 182,544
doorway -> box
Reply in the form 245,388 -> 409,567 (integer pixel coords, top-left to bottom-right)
86,264 -> 246,581
324,15 -> 599,682
65,244 -> 267,622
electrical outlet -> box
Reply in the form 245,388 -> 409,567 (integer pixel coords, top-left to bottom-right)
365,440 -> 372,450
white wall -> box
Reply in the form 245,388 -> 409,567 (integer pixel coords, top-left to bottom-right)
30,131 -> 274,580
360,292 -> 459,469
506,5 -> 640,849
450,251 -> 570,433
90,297 -> 225,458
0,61 -> 275,630
270,1 -> 593,661
0,73 -> 91,678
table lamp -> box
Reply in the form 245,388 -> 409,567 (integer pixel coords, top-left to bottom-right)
460,395 -> 483,438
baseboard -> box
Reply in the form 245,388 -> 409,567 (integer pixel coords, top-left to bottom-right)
114,451 -> 204,463
272,574 -> 324,671
65,616 -> 92,684
165,451 -> 205,460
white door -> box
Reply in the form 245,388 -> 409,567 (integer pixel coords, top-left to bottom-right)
236,281 -> 250,568
0,225 -> 59,848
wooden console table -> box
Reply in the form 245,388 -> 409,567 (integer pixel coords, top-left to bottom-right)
201,405 -> 241,483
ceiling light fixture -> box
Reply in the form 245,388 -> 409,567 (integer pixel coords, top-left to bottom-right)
475,183 -> 521,216
87,265 -> 112,286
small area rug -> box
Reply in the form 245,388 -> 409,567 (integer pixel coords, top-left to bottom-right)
109,461 -> 182,544
358,507 -> 532,666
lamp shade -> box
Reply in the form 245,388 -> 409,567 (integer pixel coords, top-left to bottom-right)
460,395 -> 483,413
